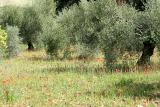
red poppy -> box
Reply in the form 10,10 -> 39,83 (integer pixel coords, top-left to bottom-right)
96,57 -> 105,62
2,79 -> 11,85
144,65 -> 148,73
115,68 -> 121,73
125,68 -> 129,72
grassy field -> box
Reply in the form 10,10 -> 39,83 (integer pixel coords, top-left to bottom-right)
0,51 -> 159,107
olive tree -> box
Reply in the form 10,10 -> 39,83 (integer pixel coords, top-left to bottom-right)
119,0 -> 160,65
0,6 -> 23,28
135,0 -> 160,65
20,6 -> 41,50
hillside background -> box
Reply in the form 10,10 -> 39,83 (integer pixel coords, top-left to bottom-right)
0,0 -> 32,6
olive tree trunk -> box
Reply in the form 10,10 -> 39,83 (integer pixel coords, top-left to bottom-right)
137,41 -> 155,66
28,41 -> 34,50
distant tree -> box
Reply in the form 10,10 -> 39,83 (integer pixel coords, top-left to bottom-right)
20,7 -> 41,50
0,6 -> 23,28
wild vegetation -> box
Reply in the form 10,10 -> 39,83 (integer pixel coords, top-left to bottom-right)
0,0 -> 160,106
0,51 -> 159,106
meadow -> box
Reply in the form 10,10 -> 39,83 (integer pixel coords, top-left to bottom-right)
0,0 -> 160,106
0,50 -> 159,107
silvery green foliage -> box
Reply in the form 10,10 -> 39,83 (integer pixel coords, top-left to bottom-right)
30,0 -> 56,49
0,6 -> 23,28
147,0 -> 160,50
67,1 -> 135,51
20,6 -> 41,44
42,16 -> 70,58
42,4 -> 85,58
34,0 -> 56,16
43,0 -> 160,64
43,0 -> 138,59
34,32 -> 44,49
6,26 -> 20,57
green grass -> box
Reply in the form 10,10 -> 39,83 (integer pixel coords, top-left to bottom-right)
0,51 -> 159,107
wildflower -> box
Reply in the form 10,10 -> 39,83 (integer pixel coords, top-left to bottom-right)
125,67 -> 129,72
144,65 -> 148,73
154,100 -> 160,107
115,68 -> 121,73
142,99 -> 149,107
2,79 -> 11,85
96,57 -> 105,62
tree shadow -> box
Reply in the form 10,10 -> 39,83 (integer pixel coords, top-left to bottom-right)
40,65 -> 107,73
115,78 -> 160,99
81,79 -> 160,100
28,57 -> 49,61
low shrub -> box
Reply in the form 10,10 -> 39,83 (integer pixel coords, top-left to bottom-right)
0,26 -> 7,58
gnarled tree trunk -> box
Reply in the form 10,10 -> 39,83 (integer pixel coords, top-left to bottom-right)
28,41 -> 34,51
137,41 -> 155,66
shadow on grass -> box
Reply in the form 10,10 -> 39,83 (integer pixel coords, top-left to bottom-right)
41,65 -> 107,73
80,79 -> 160,100
27,57 -> 51,62
115,79 -> 160,99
